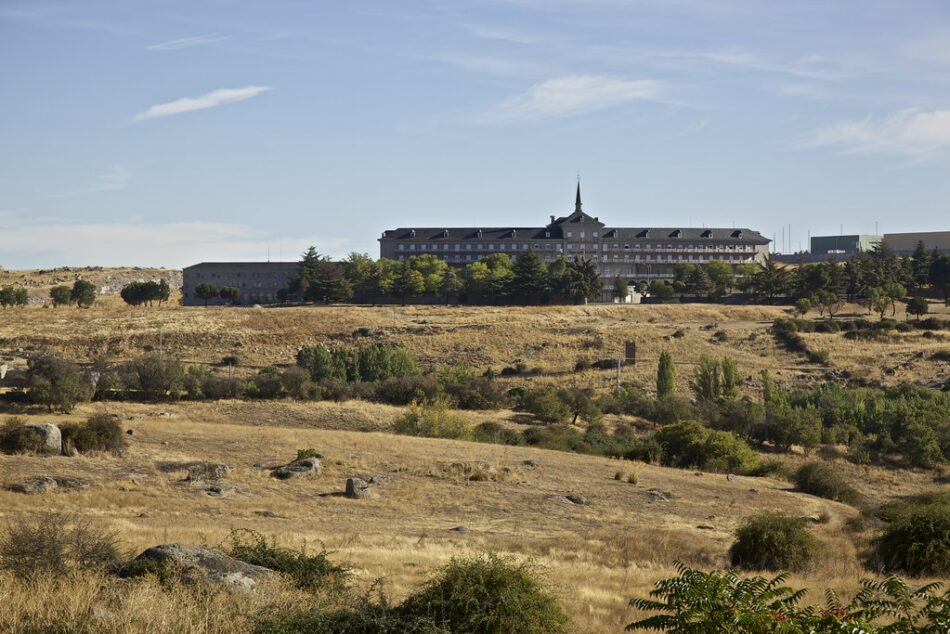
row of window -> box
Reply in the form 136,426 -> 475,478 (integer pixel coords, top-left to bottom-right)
192,271 -> 283,279
395,253 -> 756,264
396,242 -> 757,253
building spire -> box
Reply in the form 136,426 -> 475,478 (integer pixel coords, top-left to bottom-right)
575,177 -> 582,213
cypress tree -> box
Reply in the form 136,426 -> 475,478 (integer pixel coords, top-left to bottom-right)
657,350 -> 675,399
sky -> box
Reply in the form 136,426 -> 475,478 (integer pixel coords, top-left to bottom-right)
1,0 -> 949,268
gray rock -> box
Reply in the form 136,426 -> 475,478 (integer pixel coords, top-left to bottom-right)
133,544 -> 273,592
800,514 -> 822,524
450,526 -> 470,533
565,494 -> 589,505
64,445 -> 80,457
23,423 -> 62,455
185,463 -> 231,483
8,475 -> 90,494
345,477 -> 369,499
272,457 -> 321,480
697,524 -> 716,530
726,473 -> 737,482
647,488 -> 671,502
523,459 -> 539,468
204,485 -> 237,498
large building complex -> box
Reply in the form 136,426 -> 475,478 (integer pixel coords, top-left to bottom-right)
810,234 -> 882,257
883,231 -> 950,256
181,261 -> 298,306
379,185 -> 771,286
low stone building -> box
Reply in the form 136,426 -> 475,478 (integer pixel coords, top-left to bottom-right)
181,262 -> 298,306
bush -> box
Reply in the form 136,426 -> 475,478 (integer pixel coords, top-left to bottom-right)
874,498 -> 950,577
393,400 -> 472,441
794,462 -> 858,504
627,564 -> 950,633
729,512 -> 814,571
254,593 -> 449,634
400,554 -> 569,633
200,374 -> 248,400
0,513 -> 121,579
60,413 -> 126,455
520,387 -> 571,424
120,355 -> 186,401
654,421 -> 758,473
26,355 -> 94,413
472,421 -> 523,445
225,529 -> 348,592
374,375 -> 440,406
281,366 -> 320,400
444,377 -> 508,410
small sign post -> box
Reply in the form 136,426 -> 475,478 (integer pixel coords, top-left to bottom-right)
624,341 -> 637,364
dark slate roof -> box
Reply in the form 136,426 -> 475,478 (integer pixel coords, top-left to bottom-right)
183,262 -> 301,270
381,226 -> 769,244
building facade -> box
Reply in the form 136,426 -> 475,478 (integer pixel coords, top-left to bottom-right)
181,262 -> 299,306
884,231 -> 950,256
379,185 -> 770,286
810,234 -> 881,257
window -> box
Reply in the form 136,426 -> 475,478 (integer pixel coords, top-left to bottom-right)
592,231 -> 598,238
398,244 -> 404,251
580,231 -> 585,239
567,231 -> 573,238
465,244 -> 471,250
477,243 -> 484,250
409,244 -> 416,251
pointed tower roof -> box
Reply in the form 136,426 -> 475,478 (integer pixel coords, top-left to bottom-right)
575,181 -> 583,213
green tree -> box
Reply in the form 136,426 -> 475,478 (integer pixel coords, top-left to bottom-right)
27,355 -> 94,413
1,286 -> 29,307
929,254 -> 950,300
391,261 -> 425,304
342,252 -> 379,303
905,296 -> 929,321
70,279 -> 97,308
612,275 -> 629,302
793,297 -> 811,318
49,285 -> 72,307
751,256 -> 788,300
509,249 -> 549,304
219,286 -> 240,304
440,266 -> 463,305
911,240 -> 931,288
195,283 -> 218,306
157,279 -> 171,305
648,279 -> 675,302
657,350 -> 676,399
566,257 -> 601,304
547,256 -> 571,302
705,260 -> 735,297
410,253 -> 447,294
685,266 -> 713,297
290,246 -> 348,303
814,290 -> 842,319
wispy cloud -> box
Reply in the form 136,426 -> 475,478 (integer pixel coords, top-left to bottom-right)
0,218 -> 345,268
464,24 -> 538,45
146,33 -> 231,51
49,165 -> 131,197
799,108 -> 950,158
133,86 -> 272,121
482,75 -> 662,122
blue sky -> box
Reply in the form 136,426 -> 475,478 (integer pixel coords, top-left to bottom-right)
2,0 -> 949,268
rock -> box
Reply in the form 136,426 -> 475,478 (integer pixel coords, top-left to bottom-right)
748,488 -> 759,494
272,457 -> 321,480
449,526 -> 470,533
647,488 -> 671,502
185,463 -> 231,483
23,423 -> 62,455
345,477 -> 370,499
8,475 -> 90,494
64,445 -> 80,457
204,485 -> 237,498
565,494 -> 589,505
800,514 -> 822,524
133,544 -> 273,592
523,459 -> 539,468
726,473 -> 737,482
697,524 -> 716,530
255,510 -> 279,518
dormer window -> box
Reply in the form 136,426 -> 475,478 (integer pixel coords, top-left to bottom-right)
511,229 -> 517,238
702,230 -> 713,238
670,229 -> 682,238
410,230 -> 416,238
545,231 -> 551,238
477,229 -> 483,238
443,229 -> 449,238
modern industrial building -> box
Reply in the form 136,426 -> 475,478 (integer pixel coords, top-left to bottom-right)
884,231 -> 950,256
379,185 -> 771,287
810,234 -> 882,257
181,262 -> 299,306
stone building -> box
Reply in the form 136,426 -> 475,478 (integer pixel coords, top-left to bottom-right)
379,184 -> 770,287
181,262 -> 299,306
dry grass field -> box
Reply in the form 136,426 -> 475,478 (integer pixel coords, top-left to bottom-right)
0,271 -> 948,632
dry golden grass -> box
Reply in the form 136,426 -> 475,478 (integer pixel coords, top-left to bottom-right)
3,399 -> 942,632
1,282 -> 948,631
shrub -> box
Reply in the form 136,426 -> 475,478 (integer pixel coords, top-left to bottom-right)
281,366 -> 320,400
729,512 -> 814,571
120,355 -> 186,401
374,375 -> 440,406
794,462 -> 858,504
520,387 -> 571,424
26,355 -> 94,413
749,459 -> 792,480
627,564 -> 950,633
60,413 -> 126,455
393,400 -> 472,441
400,554 -> 569,633
253,592 -> 449,634
874,498 -> 950,577
200,375 -> 248,400
297,448 -> 322,460
0,513 -> 121,579
0,417 -> 47,453
472,421 -> 523,445
443,377 -> 508,410
224,529 -> 348,592
654,421 -> 758,473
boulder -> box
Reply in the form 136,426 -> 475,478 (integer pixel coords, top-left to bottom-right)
272,457 -> 321,480
8,475 -> 90,494
185,463 -> 231,483
647,488 -> 671,502
133,544 -> 273,592
23,423 -> 62,455
523,459 -> 539,468
565,494 -> 589,505
345,477 -> 369,499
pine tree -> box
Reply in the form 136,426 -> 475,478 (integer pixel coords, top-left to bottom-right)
612,275 -> 629,301
440,267 -> 463,305
566,257 -> 601,304
911,240 -> 931,288
657,350 -> 675,399
509,249 -> 549,304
